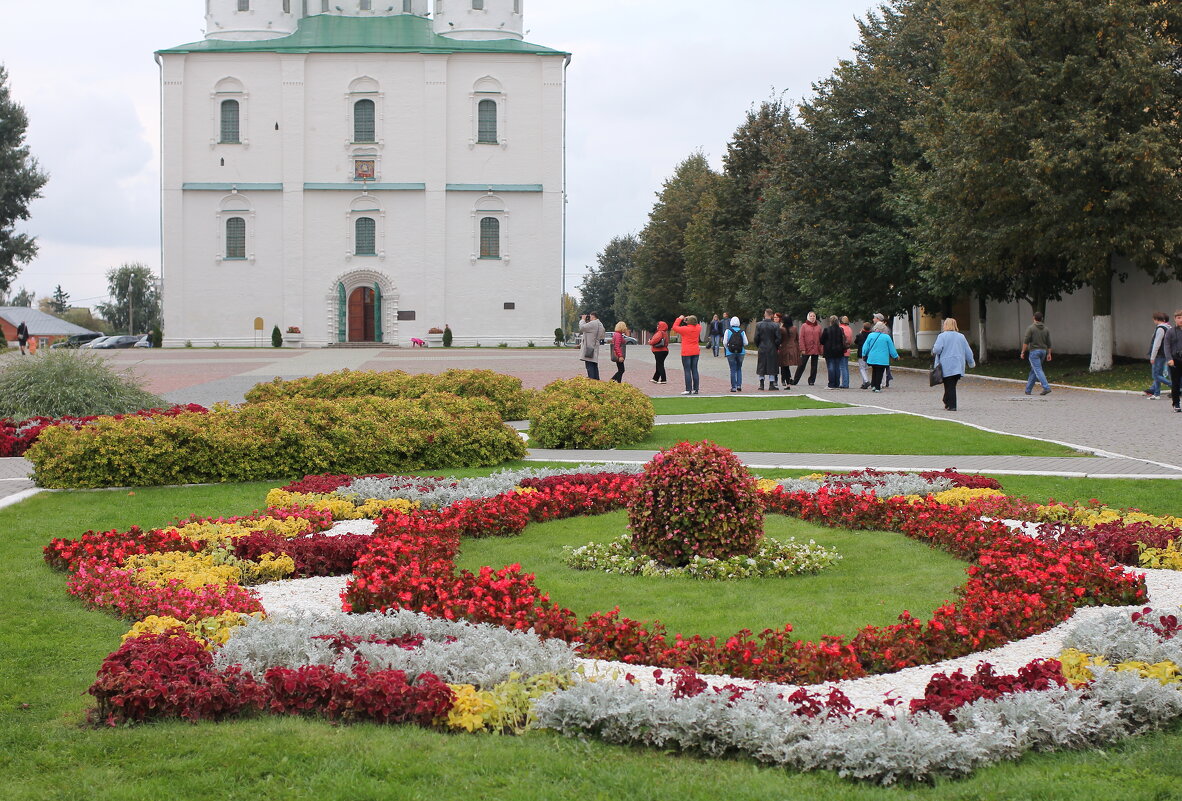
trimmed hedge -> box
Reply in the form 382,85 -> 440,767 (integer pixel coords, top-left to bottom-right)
528,377 -> 654,449
244,368 -> 531,421
27,394 -> 526,489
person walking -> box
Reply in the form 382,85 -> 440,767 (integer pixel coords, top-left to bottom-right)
838,316 -> 853,389
872,313 -> 894,388
854,322 -> 873,389
1144,311 -> 1172,399
673,314 -> 703,395
819,315 -> 846,389
931,318 -> 976,411
609,321 -> 629,383
708,314 -> 724,357
1021,311 -> 1053,396
794,311 -> 822,386
578,312 -> 605,380
1166,309 -> 1182,413
16,320 -> 30,355
774,313 -> 797,392
723,316 -> 748,391
649,320 -> 670,384
861,321 -> 899,392
754,309 -> 782,390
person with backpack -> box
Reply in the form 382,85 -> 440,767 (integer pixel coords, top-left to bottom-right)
723,316 -> 748,392
649,320 -> 670,384
754,308 -> 782,390
708,314 -> 725,357
1145,311 -> 1172,399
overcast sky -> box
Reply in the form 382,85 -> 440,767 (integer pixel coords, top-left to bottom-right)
1,0 -> 876,309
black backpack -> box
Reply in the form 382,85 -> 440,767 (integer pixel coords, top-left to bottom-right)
726,327 -> 745,354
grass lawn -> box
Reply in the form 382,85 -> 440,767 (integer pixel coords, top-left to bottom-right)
631,415 -> 1082,457
895,352 -> 1149,392
650,395 -> 848,415
455,511 -> 967,642
6,472 -> 1182,799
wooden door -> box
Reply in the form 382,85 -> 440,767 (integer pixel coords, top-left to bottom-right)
347,286 -> 376,342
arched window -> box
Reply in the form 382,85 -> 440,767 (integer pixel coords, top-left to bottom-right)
479,217 -> 500,259
225,217 -> 247,260
353,99 -> 375,143
283,0 -> 290,12
322,0 -> 329,10
403,0 -> 413,10
477,99 -> 497,144
220,99 -> 240,144
355,217 -> 376,256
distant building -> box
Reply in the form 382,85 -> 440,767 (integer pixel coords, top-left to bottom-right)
0,307 -> 99,353
158,0 -> 569,347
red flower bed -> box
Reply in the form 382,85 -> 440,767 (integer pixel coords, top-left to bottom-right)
344,483 -> 1146,684
1,404 -> 209,457
909,659 -> 1067,722
66,558 -> 264,621
45,526 -> 203,572
233,531 -> 371,577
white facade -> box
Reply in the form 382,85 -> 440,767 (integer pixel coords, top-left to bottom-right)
160,1 -> 568,347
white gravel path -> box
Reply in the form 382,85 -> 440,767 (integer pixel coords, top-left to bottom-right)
251,520 -> 1182,712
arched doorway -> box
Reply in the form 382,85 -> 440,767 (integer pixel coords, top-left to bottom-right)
347,286 -> 376,342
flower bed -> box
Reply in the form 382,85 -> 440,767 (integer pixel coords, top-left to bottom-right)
0,404 -> 208,457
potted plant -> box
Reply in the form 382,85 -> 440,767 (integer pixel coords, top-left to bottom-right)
426,326 -> 444,346
283,326 -> 303,348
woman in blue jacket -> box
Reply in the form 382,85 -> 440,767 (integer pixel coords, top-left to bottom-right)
860,322 -> 899,392
931,318 -> 976,411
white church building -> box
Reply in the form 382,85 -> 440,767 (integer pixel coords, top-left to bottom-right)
158,0 -> 568,347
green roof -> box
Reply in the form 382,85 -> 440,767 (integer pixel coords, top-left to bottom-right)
158,14 -> 567,56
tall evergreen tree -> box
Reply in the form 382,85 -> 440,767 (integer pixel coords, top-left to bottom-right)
0,66 -> 48,298
576,234 -> 638,329
48,284 -> 69,314
909,0 -> 1182,369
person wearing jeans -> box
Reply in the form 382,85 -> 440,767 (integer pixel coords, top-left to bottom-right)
708,315 -> 724,357
1146,311 -> 1171,398
723,317 -> 747,391
1021,312 -> 1053,395
673,314 -> 702,394
1166,310 -> 1182,412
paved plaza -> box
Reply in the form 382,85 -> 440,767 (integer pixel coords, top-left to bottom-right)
3,346 -> 1180,503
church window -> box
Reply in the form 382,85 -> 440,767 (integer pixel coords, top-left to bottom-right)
283,0 -> 290,12
355,218 -> 376,256
237,0 -> 250,11
360,0 -> 372,9
479,217 -> 500,258
477,99 -> 497,144
472,0 -> 484,9
354,99 -> 375,142
225,218 -> 247,260
220,100 -> 241,144
403,0 -> 413,10
513,0 -> 520,12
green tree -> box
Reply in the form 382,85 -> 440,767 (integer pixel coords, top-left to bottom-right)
577,234 -> 638,329
0,66 -> 49,298
560,292 -> 579,334
96,263 -> 161,335
617,153 -> 719,328
48,284 -> 69,314
8,286 -> 33,307
909,0 -> 1182,369
62,307 -> 111,334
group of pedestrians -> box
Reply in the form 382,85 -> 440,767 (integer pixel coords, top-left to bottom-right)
1149,309 -> 1182,413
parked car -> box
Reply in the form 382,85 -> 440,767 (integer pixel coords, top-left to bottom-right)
91,335 -> 142,349
51,333 -> 104,349
133,334 -> 152,348
80,336 -> 115,349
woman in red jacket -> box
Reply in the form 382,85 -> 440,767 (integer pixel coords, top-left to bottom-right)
672,314 -> 702,394
610,321 -> 629,383
793,311 -> 823,387
649,320 -> 670,384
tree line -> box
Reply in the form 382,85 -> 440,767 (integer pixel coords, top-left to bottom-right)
578,0 -> 1182,368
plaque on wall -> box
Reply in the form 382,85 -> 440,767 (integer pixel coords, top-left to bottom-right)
354,159 -> 376,181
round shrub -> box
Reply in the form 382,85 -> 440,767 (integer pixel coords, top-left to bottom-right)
528,377 -> 654,449
628,441 -> 763,565
0,348 -> 166,421
244,368 -> 530,422
27,393 -> 526,489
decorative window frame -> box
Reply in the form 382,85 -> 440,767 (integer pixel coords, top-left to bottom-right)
216,191 -> 256,263
211,77 -> 249,149
345,194 -> 386,261
345,77 -> 384,150
469,76 -> 506,149
470,194 -> 508,263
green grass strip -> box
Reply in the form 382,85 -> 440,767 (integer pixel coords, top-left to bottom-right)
455,511 -> 967,642
631,415 -> 1082,457
650,395 -> 848,415
895,352 -> 1149,392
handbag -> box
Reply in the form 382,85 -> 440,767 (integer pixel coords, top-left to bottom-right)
582,341 -> 595,359
929,359 -> 944,387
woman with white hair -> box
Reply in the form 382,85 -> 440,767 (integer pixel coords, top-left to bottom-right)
931,317 -> 976,411
860,321 -> 899,392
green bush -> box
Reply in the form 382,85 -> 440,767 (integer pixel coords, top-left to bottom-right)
627,441 -> 763,565
442,326 -> 453,348
150,328 -> 163,348
244,368 -> 530,421
528,377 -> 654,449
0,348 -> 166,421
271,326 -> 282,348
27,393 -> 526,489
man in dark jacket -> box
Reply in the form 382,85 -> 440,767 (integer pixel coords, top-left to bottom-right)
754,308 -> 782,390
16,321 -> 30,355
709,315 -> 725,357
1166,309 -> 1182,413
